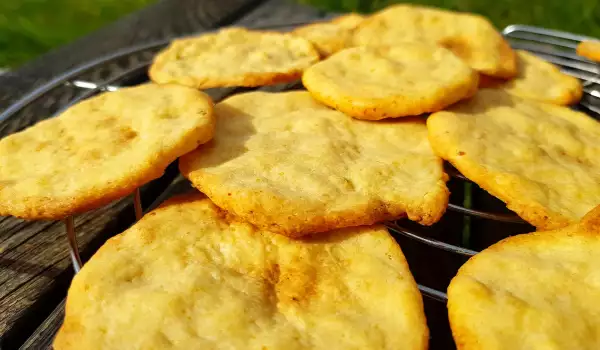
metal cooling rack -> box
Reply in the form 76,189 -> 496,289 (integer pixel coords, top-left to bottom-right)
1,22 -> 599,304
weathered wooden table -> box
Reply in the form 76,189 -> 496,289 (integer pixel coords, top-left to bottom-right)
1,0 -> 525,348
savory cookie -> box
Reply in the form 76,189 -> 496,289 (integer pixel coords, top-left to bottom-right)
448,204 -> 600,350
427,89 -> 600,230
577,40 -> 600,62
352,4 -> 516,78
180,91 -> 449,237
302,45 -> 478,120
54,195 -> 429,350
292,13 -> 364,57
479,50 -> 582,105
0,84 -> 214,219
149,27 -> 319,89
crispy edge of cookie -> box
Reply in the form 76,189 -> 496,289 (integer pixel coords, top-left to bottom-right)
491,34 -> 518,79
292,13 -> 364,58
426,110 -> 575,230
149,29 -> 320,89
478,51 -> 583,106
302,47 -> 479,120
180,152 -> 449,238
0,88 -> 215,220
577,40 -> 600,62
447,204 -> 600,350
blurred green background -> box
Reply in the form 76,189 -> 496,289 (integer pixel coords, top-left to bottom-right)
2,0 -> 600,68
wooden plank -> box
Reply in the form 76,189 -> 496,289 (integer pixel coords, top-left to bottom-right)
18,300 -> 65,350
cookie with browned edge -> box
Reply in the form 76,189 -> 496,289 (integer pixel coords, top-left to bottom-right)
180,91 -> 449,237
150,27 -> 319,89
55,195 -> 429,350
428,89 -> 600,230
0,84 -> 214,219
303,45 -> 478,120
448,204 -> 600,350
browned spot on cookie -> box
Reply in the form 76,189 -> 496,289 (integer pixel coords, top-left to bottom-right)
276,264 -> 317,306
440,37 -> 472,62
119,127 -> 138,141
266,263 -> 281,285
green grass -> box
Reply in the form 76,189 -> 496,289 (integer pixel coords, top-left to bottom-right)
2,0 -> 600,68
0,0 -> 155,68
